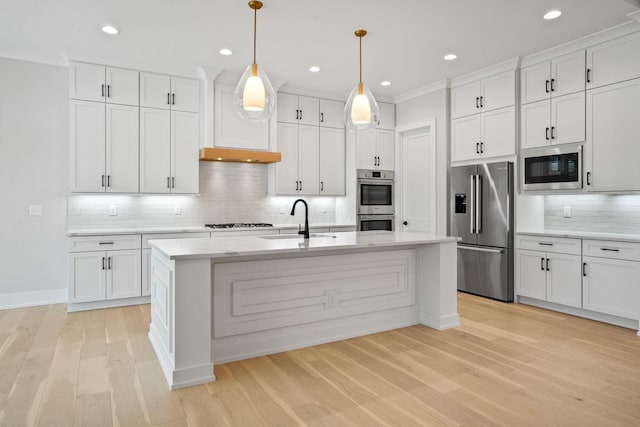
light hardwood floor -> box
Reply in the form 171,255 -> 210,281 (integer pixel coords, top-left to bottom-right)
1,292 -> 639,426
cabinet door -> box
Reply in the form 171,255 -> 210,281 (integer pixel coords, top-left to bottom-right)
297,124 -> 320,195
171,111 -> 200,194
171,77 -> 200,113
451,115 -> 481,162
521,99 -> 551,149
546,253 -> 582,308
356,130 -> 377,169
69,251 -> 106,303
69,63 -> 105,102
481,106 -> 515,159
105,67 -> 139,106
140,108 -> 171,193
451,80 -> 481,119
142,248 -> 152,297
551,92 -> 585,146
586,79 -> 640,192
106,249 -> 142,300
298,96 -> 320,126
275,122 -> 299,195
277,93 -> 299,124
140,72 -> 171,109
319,127 -> 345,195
587,32 -> 640,89
521,61 -> 551,105
376,130 -> 395,171
214,83 -> 268,150
517,250 -> 547,300
70,100 -> 106,192
551,50 -> 585,98
583,256 -> 640,319
376,102 -> 395,130
319,99 -> 345,128
106,104 -> 139,193
481,70 -> 515,112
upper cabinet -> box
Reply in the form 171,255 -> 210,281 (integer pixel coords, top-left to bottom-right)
214,82 -> 269,150
319,99 -> 344,128
451,70 -> 515,119
375,102 -> 396,130
586,31 -> 640,90
277,93 -> 319,126
356,128 -> 395,170
521,50 -> 586,104
69,62 -> 139,106
140,72 -> 200,112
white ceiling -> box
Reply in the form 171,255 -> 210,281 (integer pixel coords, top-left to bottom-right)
1,0 -> 638,100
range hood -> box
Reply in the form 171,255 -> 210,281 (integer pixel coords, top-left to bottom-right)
199,148 -> 281,164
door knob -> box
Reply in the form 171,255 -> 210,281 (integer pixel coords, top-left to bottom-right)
403,221 -> 408,226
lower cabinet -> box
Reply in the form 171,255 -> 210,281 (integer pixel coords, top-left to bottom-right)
582,256 -> 640,319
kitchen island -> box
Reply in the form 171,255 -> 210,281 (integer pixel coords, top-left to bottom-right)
148,231 -> 460,389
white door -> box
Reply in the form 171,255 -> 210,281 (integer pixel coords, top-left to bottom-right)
551,50 -> 586,98
481,70 -> 515,113
171,111 -> 200,194
298,96 -> 320,126
400,128 -> 434,232
69,62 -> 105,102
277,93 -> 299,124
140,108 -> 171,193
546,253 -> 582,308
106,104 -> 139,193
517,250 -> 547,300
275,122 -> 300,195
586,31 -> 640,89
521,61 -> 551,105
583,256 -> 640,319
376,102 -> 395,130
521,99 -> 551,149
106,249 -> 142,300
376,130 -> 395,171
69,251 -> 106,303
142,248 -> 152,297
551,92 -> 585,145
105,67 -> 139,106
171,77 -> 200,113
297,124 -> 320,195
70,100 -> 106,192
319,99 -> 345,129
140,72 -> 171,109
586,78 -> 640,192
451,81 -> 481,119
319,127 -> 345,195
355,130 -> 377,169
481,106 -> 515,159
451,115 -> 481,162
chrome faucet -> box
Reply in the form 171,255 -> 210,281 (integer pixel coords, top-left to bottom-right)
290,199 -> 310,239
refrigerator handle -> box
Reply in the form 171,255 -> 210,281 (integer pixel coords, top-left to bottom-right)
475,174 -> 482,234
469,175 -> 476,234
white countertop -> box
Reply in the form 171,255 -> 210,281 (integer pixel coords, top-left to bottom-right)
518,230 -> 640,243
150,231 -> 459,260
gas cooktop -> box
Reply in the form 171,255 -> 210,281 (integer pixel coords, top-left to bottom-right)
205,223 -> 274,229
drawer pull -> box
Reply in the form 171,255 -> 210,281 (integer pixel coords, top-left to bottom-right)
600,248 -> 620,252
99,242 -> 115,245
538,242 -> 553,246
583,262 -> 587,277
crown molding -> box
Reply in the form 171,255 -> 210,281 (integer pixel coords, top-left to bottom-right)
0,49 -> 67,67
198,66 -> 223,81
627,9 -> 640,23
450,57 -> 520,88
67,53 -> 201,78
393,79 -> 449,104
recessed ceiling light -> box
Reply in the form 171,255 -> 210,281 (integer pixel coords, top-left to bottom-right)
101,25 -> 119,35
309,66 -> 321,73
544,10 -> 562,20
381,81 -> 391,86
444,53 -> 457,61
219,48 -> 233,56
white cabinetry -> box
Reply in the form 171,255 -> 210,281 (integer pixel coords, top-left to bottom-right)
451,70 -> 515,119
521,51 -> 585,104
69,62 -> 139,106
585,78 -> 640,192
319,99 -> 345,129
521,92 -> 585,149
356,129 -> 394,170
140,72 -> 200,112
586,32 -> 640,90
214,83 -> 268,150
275,123 -> 319,195
277,93 -> 319,126
319,127 -> 345,195
451,106 -> 515,162
375,102 -> 396,130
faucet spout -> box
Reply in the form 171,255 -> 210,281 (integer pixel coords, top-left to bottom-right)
290,199 -> 310,239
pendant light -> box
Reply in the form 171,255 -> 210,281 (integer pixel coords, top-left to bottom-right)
234,1 -> 275,123
344,29 -> 380,132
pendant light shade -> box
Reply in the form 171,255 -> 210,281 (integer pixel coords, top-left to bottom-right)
234,1 -> 275,123
344,30 -> 379,132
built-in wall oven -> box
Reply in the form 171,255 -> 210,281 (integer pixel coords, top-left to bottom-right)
357,169 -> 394,215
522,145 -> 582,191
357,215 -> 395,231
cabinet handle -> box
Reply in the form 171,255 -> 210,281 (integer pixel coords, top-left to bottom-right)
586,68 -> 591,83
99,242 -> 114,245
295,109 -> 299,120
172,177 -> 175,188
107,175 -> 111,187
551,126 -> 556,140
586,172 -> 591,186
320,181 -> 324,191
540,257 -> 545,271
107,85 -> 111,98
299,109 -> 303,120
320,112 -> 324,123
403,221 -> 408,226
172,93 -> 175,105
545,80 -> 550,93
546,127 -> 550,140
546,258 -> 550,271
299,180 -> 302,191
102,257 -> 106,270
101,84 -> 105,97
167,177 -> 171,188
167,93 -> 171,105
295,181 -> 299,191
600,248 -> 620,252
108,257 -> 112,270
101,175 -> 106,187
550,79 -> 555,92
476,142 -> 480,154
538,242 -> 554,246
480,96 -> 484,108
476,97 -> 479,109
480,142 -> 484,153
583,262 -> 587,277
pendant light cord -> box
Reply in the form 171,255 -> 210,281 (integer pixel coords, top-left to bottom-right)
253,7 -> 257,64
359,35 -> 362,84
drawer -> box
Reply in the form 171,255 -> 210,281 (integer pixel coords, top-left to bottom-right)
68,234 -> 141,252
142,232 -> 210,249
583,239 -> 640,262
516,235 -> 581,255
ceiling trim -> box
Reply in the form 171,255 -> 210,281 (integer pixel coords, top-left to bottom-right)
628,10 -> 640,23
450,57 -> 520,87
66,53 -> 202,78
393,79 -> 449,104
0,49 -> 67,67
198,66 -> 223,81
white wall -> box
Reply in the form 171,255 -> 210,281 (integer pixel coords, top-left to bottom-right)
0,57 -> 68,306
395,89 -> 449,234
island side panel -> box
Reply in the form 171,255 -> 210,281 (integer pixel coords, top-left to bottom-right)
416,241 -> 460,330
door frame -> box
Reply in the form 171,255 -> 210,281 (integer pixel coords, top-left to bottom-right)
395,118 -> 437,233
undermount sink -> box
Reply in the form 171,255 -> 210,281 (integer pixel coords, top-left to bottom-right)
260,233 -> 336,240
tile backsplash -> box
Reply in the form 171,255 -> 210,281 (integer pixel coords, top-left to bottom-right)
68,162 -> 346,230
544,194 -> 640,234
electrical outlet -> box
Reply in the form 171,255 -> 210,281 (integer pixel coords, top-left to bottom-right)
28,205 -> 43,216
174,205 -> 182,215
109,205 -> 118,216
279,205 -> 286,214
563,206 -> 571,218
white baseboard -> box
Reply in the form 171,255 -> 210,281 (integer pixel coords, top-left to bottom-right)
0,288 -> 67,310
67,296 -> 151,312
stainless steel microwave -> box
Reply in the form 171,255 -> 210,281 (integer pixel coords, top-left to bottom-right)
522,146 -> 582,191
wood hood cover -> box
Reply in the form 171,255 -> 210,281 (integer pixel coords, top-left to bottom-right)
199,148 -> 281,164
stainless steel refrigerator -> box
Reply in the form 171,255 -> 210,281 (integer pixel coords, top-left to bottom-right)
449,162 -> 514,302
